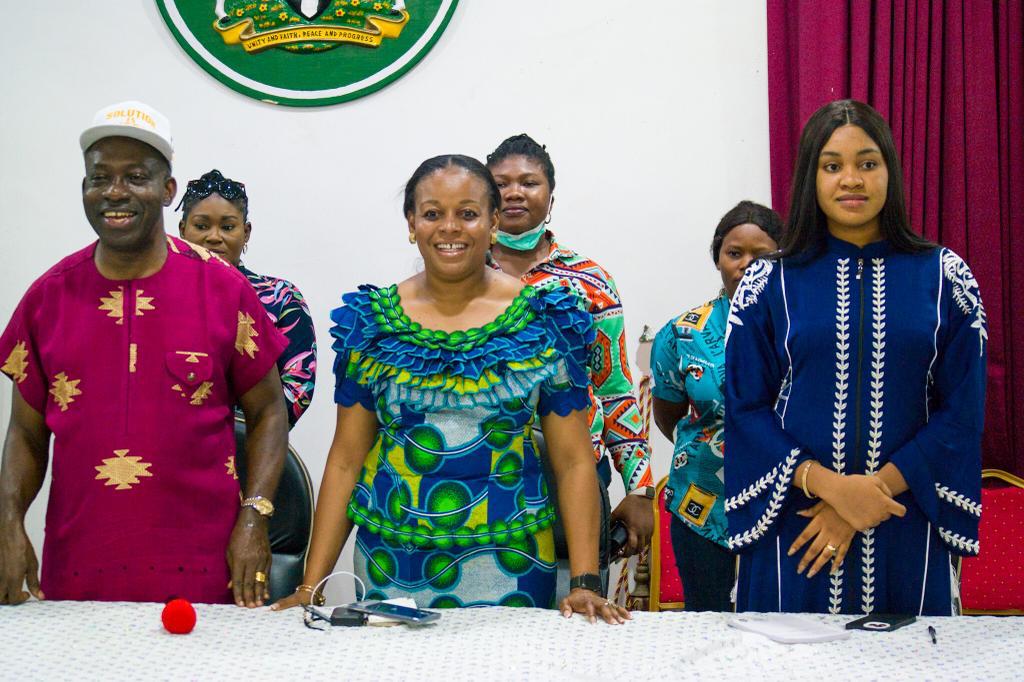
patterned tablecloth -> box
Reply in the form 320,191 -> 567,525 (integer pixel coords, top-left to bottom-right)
1,602 -> 1020,681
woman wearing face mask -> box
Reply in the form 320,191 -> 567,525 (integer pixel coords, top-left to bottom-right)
725,100 -> 986,615
272,155 -> 629,623
651,201 -> 781,611
487,135 -> 655,563
178,169 -> 316,427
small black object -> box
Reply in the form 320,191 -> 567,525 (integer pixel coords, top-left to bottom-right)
569,573 -> 603,593
608,521 -> 629,558
845,614 -> 916,632
635,486 -> 656,500
330,606 -> 368,627
927,625 -> 937,644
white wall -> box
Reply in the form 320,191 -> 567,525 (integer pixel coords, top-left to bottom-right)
0,0 -> 770,603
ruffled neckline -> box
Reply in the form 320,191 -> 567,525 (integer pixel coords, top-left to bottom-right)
362,284 -> 539,352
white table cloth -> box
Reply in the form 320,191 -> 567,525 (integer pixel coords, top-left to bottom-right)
1,601 -> 1020,681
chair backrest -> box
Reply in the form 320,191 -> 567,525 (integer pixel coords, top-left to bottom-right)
648,475 -> 685,611
960,469 -> 1024,615
532,426 -> 612,570
233,417 -> 314,601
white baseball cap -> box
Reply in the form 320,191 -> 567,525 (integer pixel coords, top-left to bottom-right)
79,101 -> 174,164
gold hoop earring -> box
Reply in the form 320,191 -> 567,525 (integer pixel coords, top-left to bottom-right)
490,231 -> 498,245
408,233 -> 416,244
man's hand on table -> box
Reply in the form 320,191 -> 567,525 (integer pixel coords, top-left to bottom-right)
0,517 -> 43,605
226,509 -> 271,608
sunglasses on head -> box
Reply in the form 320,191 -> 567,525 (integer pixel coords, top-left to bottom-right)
176,175 -> 247,211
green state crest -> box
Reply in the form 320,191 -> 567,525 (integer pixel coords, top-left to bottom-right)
156,0 -> 458,106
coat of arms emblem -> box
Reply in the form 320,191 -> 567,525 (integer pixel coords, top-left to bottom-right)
214,0 -> 410,53
156,0 -> 457,106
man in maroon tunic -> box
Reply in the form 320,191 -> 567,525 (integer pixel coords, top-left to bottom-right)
0,102 -> 289,606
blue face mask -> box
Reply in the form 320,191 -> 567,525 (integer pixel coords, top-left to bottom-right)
495,221 -> 547,251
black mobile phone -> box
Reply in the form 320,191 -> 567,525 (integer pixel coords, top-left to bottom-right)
346,600 -> 441,625
845,614 -> 917,632
608,521 -> 629,557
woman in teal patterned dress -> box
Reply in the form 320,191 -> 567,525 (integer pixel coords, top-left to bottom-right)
274,155 -> 629,622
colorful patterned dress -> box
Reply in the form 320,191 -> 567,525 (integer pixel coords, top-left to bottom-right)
0,236 -> 286,603
725,236 -> 986,615
490,232 -> 653,493
330,284 -> 594,608
239,265 -> 316,427
651,292 -> 729,546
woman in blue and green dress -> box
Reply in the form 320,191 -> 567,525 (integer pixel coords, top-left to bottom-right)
651,201 -> 781,611
274,155 -> 629,622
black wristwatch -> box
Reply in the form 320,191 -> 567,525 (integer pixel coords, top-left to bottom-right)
569,573 -> 603,593
629,485 -> 656,500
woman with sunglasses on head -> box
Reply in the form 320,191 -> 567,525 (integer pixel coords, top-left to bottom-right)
271,155 -> 629,623
179,169 -> 316,427
650,201 -> 782,612
486,135 -> 655,565
725,100 -> 986,615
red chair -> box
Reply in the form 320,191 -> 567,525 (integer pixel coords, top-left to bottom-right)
648,476 -> 685,611
960,469 -> 1024,615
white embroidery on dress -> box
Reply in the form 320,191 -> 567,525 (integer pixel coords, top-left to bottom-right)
831,258 -> 851,475
829,258 -> 852,614
727,449 -> 799,550
725,258 -> 774,346
941,249 -> 987,356
725,466 -> 777,512
938,526 -> 980,555
935,484 -> 983,518
861,258 -> 887,614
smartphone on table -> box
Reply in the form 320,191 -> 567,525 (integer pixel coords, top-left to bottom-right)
845,614 -> 916,632
346,600 -> 441,625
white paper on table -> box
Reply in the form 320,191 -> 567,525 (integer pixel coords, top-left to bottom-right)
727,614 -> 851,644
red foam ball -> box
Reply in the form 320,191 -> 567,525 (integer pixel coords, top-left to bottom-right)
162,598 -> 197,635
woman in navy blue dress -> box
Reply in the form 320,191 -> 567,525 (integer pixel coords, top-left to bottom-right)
725,100 -> 986,615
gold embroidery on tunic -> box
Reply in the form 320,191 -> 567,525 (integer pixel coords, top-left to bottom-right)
95,449 -> 153,490
2,342 -> 29,383
189,381 -> 214,406
167,236 -> 181,253
135,290 -> 155,317
49,372 -> 82,412
235,311 -> 259,358
187,241 -> 212,262
171,383 -> 183,392
175,351 -> 209,364
129,343 -> 138,373
98,288 -> 125,324
225,455 -> 238,480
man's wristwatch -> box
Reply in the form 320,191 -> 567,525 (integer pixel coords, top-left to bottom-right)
568,573 -> 603,593
629,486 -> 656,499
241,495 -> 274,517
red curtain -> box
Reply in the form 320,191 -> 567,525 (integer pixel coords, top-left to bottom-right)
767,0 -> 1023,474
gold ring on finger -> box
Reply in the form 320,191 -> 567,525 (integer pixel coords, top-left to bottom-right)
825,544 -> 838,555
254,571 -> 267,583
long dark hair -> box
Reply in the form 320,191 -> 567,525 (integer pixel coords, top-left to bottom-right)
403,154 -> 501,216
485,133 -> 556,190
780,99 -> 934,260
710,200 -> 783,264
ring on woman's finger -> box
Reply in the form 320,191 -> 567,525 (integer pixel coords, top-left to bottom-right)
254,571 -> 267,583
825,543 -> 838,556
